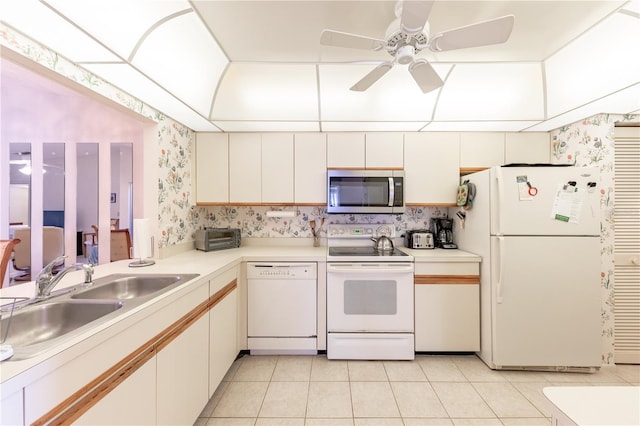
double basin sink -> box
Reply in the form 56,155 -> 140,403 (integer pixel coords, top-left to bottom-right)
0,273 -> 199,360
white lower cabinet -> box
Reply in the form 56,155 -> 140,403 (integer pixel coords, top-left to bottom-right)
1,388 -> 24,426
19,272 -> 239,426
157,314 -> 210,426
209,267 -> 239,396
75,359 -> 157,425
414,261 -> 480,352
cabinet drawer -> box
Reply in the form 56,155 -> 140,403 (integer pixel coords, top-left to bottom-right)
414,262 -> 479,276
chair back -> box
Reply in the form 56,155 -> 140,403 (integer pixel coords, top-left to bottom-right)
43,226 -> 64,265
12,228 -> 30,270
1,239 -> 21,287
11,226 -> 65,270
110,229 -> 132,261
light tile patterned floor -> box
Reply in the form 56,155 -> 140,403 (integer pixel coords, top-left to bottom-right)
195,354 -> 640,426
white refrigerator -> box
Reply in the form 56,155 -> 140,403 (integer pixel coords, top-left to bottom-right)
454,166 -> 602,370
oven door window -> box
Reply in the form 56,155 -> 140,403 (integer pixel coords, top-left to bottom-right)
344,280 -> 397,315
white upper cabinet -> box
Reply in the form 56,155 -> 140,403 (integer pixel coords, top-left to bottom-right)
229,133 -> 261,203
327,132 -> 365,168
295,133 -> 327,204
404,132 -> 460,205
505,132 -> 550,164
460,132 -> 505,168
261,133 -> 294,203
195,133 -> 228,204
365,132 -> 404,169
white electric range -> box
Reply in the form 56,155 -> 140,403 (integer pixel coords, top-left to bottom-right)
326,224 -> 415,360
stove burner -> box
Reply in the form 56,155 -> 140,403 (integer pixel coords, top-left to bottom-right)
328,247 -> 409,257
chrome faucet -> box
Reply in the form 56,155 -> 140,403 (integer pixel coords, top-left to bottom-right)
35,256 -> 94,300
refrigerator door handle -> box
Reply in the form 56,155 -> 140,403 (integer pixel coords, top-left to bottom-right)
496,236 -> 504,304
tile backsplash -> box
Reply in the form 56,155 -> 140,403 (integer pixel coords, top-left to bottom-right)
190,205 -> 450,238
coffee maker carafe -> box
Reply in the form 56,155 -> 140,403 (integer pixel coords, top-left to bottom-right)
431,218 -> 457,249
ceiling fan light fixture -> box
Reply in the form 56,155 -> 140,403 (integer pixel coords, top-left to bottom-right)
396,45 -> 414,65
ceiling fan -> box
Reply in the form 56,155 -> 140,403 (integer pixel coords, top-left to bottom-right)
320,1 -> 514,93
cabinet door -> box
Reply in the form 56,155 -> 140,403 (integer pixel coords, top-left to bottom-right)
505,132 -> 550,164
295,133 -> 327,204
75,359 -> 157,425
415,284 -> 480,351
196,133 -> 229,204
1,388 -> 23,426
210,288 -> 238,394
365,132 -> 403,169
157,314 -> 210,426
327,132 -> 365,168
404,132 -> 460,205
460,132 -> 505,168
229,133 -> 261,203
262,133 -> 294,203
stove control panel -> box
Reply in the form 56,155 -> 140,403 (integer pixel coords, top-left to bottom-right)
328,224 -> 395,238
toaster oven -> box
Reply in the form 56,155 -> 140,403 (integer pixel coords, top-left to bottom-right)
195,227 -> 241,252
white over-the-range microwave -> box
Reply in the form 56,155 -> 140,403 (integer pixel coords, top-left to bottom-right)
327,169 -> 404,214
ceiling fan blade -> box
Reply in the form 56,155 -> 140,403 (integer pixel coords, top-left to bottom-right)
408,59 -> 443,93
400,1 -> 434,35
430,15 -> 515,52
320,30 -> 387,51
350,62 -> 394,91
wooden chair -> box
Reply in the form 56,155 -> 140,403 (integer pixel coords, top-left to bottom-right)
82,225 -> 99,257
12,227 -> 65,280
110,229 -> 132,261
1,239 -> 21,287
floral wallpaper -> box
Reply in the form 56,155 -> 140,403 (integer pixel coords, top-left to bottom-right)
156,121 -> 194,248
189,205 -> 448,240
550,113 -> 638,364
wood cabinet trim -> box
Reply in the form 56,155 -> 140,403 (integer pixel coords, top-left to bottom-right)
196,202 -> 325,207
415,275 -> 479,285
460,167 -> 488,175
405,203 -> 457,207
35,279 -> 238,426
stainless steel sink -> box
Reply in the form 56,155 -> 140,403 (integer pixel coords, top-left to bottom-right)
71,274 -> 199,300
1,273 -> 199,360
1,300 -> 123,351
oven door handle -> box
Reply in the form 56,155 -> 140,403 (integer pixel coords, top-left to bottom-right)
327,263 -> 414,273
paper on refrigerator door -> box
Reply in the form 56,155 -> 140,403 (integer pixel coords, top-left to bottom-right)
550,184 -> 585,223
516,175 -> 534,201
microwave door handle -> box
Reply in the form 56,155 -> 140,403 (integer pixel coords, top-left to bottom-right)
388,177 -> 394,207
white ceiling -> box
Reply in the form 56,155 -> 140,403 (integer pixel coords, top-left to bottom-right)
2,0 -> 639,132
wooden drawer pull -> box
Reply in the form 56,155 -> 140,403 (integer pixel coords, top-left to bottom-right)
415,275 -> 479,285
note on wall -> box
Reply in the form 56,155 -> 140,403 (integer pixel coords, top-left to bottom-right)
550,184 -> 585,223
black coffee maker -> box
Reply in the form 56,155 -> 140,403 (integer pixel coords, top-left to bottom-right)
431,218 -> 457,249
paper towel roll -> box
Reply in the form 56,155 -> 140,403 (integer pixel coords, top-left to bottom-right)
132,218 -> 152,259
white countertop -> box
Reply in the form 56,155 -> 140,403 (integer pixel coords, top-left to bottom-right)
399,247 -> 481,262
543,386 -> 640,426
0,243 -> 479,385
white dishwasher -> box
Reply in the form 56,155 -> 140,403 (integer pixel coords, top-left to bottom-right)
247,262 -> 317,355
